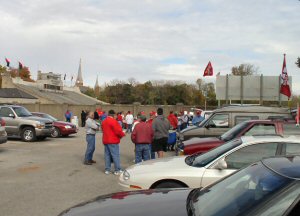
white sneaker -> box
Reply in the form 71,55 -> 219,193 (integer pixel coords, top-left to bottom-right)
114,170 -> 123,176
104,170 -> 111,175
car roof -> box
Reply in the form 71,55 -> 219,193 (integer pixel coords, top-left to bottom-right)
240,135 -> 300,144
213,106 -> 290,114
262,156 -> 300,180
244,119 -> 296,124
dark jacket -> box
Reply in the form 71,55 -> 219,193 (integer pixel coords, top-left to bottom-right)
131,122 -> 154,144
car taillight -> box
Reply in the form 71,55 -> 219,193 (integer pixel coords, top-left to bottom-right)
1,118 -> 6,127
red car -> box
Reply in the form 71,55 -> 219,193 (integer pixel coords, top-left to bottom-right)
180,119 -> 298,155
31,112 -> 78,138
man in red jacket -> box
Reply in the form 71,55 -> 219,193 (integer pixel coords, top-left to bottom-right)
131,115 -> 153,164
102,109 -> 125,175
167,111 -> 178,130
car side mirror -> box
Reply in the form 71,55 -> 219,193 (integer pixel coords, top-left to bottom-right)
214,158 -> 228,170
8,113 -> 15,118
205,124 -> 210,129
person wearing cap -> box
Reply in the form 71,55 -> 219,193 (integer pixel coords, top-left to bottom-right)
192,110 -> 205,125
152,108 -> 171,158
84,111 -> 99,165
131,115 -> 153,163
101,109 -> 125,175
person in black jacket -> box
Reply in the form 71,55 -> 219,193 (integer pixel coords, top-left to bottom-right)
81,110 -> 87,127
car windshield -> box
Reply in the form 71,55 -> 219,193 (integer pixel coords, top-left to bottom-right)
188,162 -> 293,216
43,114 -> 57,121
185,139 -> 242,167
13,107 -> 32,117
220,122 -> 250,142
198,117 -> 209,127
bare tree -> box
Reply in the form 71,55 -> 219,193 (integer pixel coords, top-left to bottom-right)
231,63 -> 259,76
296,57 -> 300,69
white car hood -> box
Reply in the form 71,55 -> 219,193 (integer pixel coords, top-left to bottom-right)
126,156 -> 188,175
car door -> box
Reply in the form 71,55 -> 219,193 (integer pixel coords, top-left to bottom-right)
0,107 -> 18,136
204,113 -> 230,137
200,142 -> 279,188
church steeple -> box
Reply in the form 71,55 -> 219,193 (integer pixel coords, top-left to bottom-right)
94,74 -> 100,97
75,58 -> 83,86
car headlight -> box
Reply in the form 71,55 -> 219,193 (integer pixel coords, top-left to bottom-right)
36,122 -> 45,129
123,170 -> 130,180
65,125 -> 72,129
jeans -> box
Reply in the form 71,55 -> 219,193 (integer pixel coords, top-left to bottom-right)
149,144 -> 156,159
85,134 -> 95,161
126,124 -> 133,133
104,144 -> 121,172
135,144 -> 150,164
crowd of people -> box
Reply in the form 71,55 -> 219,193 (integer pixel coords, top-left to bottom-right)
77,108 -> 205,175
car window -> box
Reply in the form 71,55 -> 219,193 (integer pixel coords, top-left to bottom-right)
283,124 -> 300,136
208,114 -> 229,128
225,143 -> 278,169
255,185 -> 300,216
285,143 -> 300,156
235,116 -> 258,125
244,124 -> 276,136
0,107 -> 14,117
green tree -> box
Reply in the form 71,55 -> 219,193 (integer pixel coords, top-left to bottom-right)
231,63 -> 259,76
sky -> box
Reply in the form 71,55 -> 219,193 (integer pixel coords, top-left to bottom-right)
1,0 -> 300,92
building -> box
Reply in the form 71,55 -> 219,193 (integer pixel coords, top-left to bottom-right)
36,71 -> 63,93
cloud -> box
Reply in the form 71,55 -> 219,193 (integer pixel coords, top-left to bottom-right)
0,0 -> 300,94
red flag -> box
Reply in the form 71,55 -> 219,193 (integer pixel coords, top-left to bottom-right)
5,58 -> 10,67
203,61 -> 213,76
280,54 -> 291,99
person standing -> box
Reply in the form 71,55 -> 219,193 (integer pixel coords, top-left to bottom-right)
81,110 -> 87,127
152,108 -> 170,158
131,115 -> 153,164
167,111 -> 178,130
84,112 -> 99,165
192,110 -> 204,125
147,111 -> 156,159
125,111 -> 134,133
102,109 -> 125,175
65,110 -> 72,122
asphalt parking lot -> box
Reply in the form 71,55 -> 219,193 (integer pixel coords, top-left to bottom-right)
0,129 -> 175,216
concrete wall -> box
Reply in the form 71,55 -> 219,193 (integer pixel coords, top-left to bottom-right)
20,103 -> 209,124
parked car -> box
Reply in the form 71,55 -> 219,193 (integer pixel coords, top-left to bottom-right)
0,105 -> 53,142
0,117 -> 7,144
180,119 -> 299,155
58,155 -> 300,216
119,136 -> 300,190
178,106 -> 292,142
31,112 -> 77,138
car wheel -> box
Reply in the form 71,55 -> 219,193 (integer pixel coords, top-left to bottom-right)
154,181 -> 186,189
21,127 -> 36,142
51,127 -> 61,138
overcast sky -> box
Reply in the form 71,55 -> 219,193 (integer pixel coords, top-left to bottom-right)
1,0 -> 300,92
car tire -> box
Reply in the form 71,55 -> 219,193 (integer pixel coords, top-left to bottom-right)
154,181 -> 186,189
21,127 -> 36,142
51,127 -> 61,138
